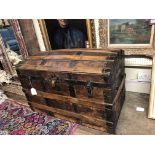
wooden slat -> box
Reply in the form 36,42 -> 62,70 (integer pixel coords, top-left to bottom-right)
28,49 -> 119,60
18,19 -> 40,55
29,101 -> 113,127
31,48 -> 120,56
17,49 -> 122,74
24,89 -> 113,108
54,113 -> 108,132
28,55 -> 115,61
18,65 -> 124,86
33,108 -> 108,132
112,75 -> 125,105
18,62 -> 109,74
49,48 -> 115,53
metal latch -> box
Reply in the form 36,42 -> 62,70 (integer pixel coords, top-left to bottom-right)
86,81 -> 93,97
50,77 -> 58,87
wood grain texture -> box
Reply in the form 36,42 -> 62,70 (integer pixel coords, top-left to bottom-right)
18,19 -> 40,55
29,101 -> 112,125
17,49 -> 124,75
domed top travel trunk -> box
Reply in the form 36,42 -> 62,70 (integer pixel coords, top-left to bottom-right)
16,48 -> 125,134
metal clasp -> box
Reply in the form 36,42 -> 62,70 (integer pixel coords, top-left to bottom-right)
51,77 -> 58,88
86,81 -> 93,97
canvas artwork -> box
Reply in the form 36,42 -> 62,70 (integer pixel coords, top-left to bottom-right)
109,19 -> 152,45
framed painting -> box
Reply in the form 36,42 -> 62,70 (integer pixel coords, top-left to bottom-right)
108,19 -> 154,48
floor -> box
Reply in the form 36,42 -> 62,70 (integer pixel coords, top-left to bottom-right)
116,92 -> 155,135
74,91 -> 155,135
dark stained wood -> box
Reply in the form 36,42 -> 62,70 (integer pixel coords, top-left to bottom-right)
18,19 -> 40,55
23,75 -> 125,122
18,62 -> 108,74
23,89 -> 112,108
33,109 -> 108,132
31,48 -> 123,56
29,101 -> 113,127
23,50 -> 122,77
28,55 -> 116,61
113,76 -> 125,105
19,73 -> 120,103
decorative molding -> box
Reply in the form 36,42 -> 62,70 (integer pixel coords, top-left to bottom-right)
33,19 -> 46,51
38,19 -> 52,50
9,19 -> 29,59
90,19 -> 97,48
98,19 -> 108,48
94,19 -> 100,48
86,19 -> 93,48
123,48 -> 155,57
38,19 -> 96,49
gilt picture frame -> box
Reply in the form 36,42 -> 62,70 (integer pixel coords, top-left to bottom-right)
108,19 -> 154,48
38,19 -> 95,50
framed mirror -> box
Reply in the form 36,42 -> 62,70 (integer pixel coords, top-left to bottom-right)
38,19 -> 94,50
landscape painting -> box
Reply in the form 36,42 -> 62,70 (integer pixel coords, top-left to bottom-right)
109,19 -> 152,45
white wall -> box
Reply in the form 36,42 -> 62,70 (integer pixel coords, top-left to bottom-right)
125,68 -> 151,94
125,57 -> 152,94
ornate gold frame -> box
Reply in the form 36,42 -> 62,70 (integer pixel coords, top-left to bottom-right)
38,19 -> 95,50
86,19 -> 93,48
98,19 -> 155,55
38,20 -> 52,50
108,20 -> 155,48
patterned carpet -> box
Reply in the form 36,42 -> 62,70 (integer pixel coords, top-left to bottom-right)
0,99 -> 78,135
